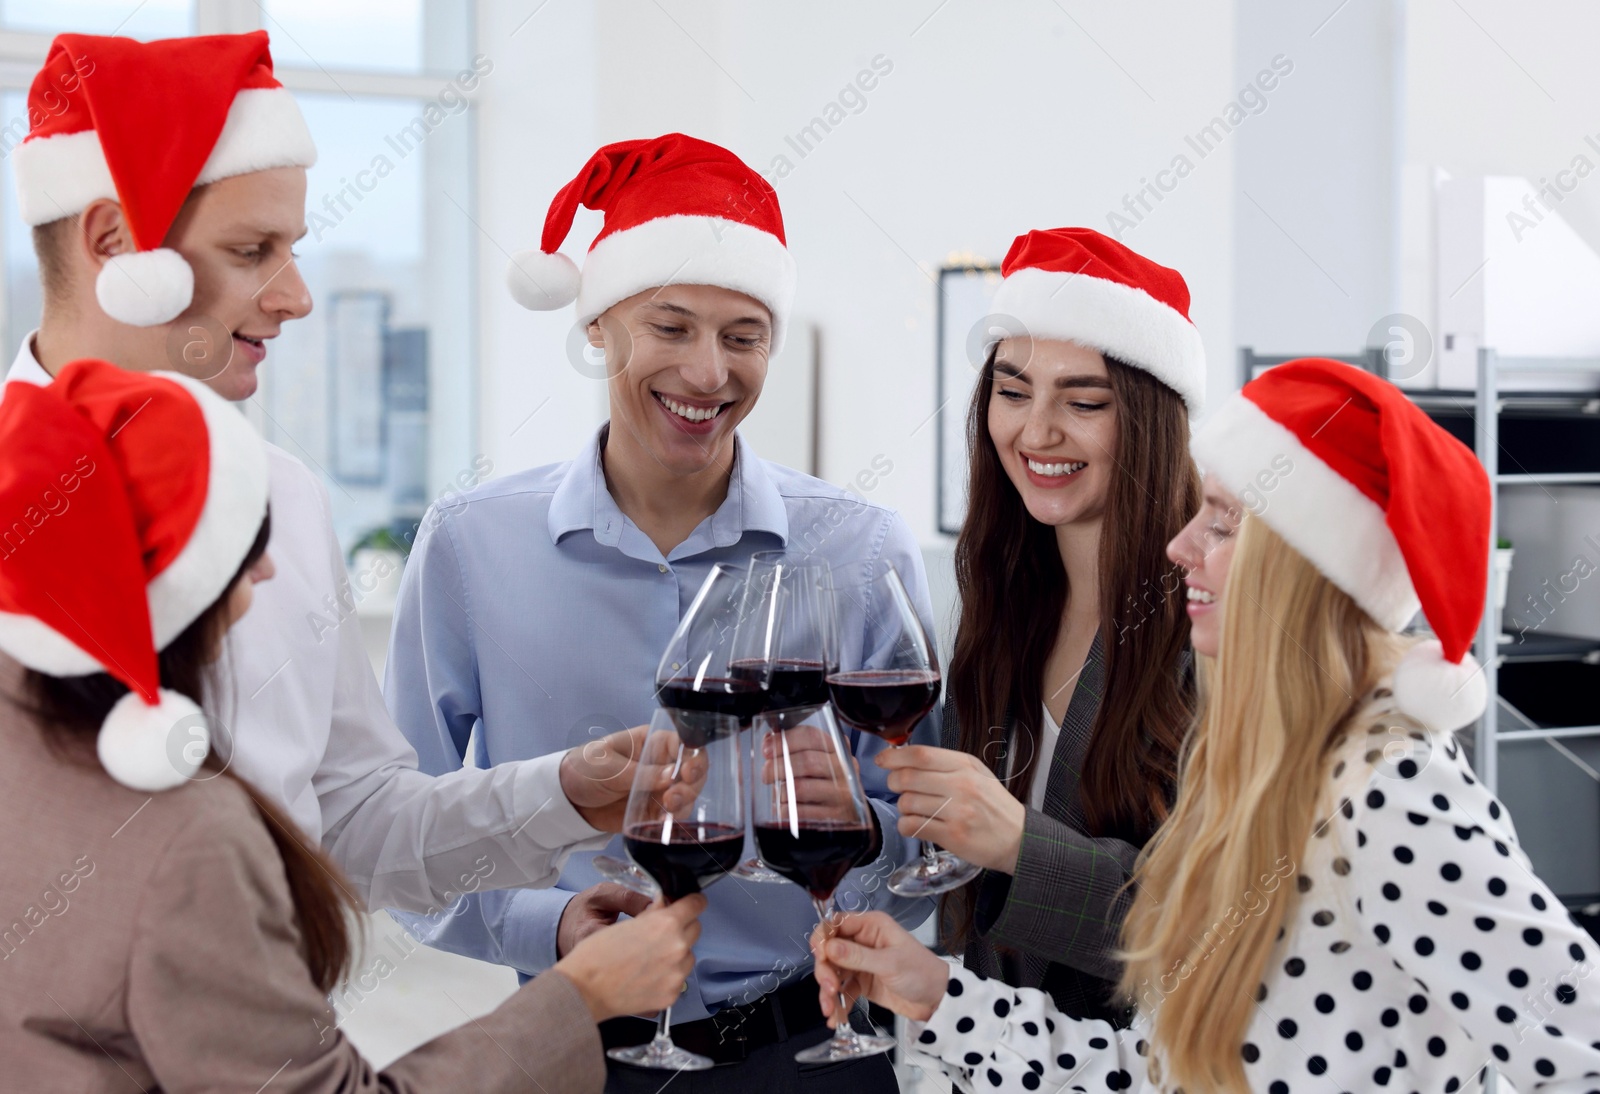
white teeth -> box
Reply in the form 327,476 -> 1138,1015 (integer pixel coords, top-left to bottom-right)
1026,458 -> 1087,477
1187,586 -> 1215,604
658,394 -> 724,422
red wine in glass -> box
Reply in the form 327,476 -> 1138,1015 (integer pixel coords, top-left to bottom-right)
754,821 -> 876,902
656,676 -> 765,743
731,657 -> 831,712
826,669 -> 941,746
623,820 -> 745,902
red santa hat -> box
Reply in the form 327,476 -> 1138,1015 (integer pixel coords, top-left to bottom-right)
1191,358 -> 1492,730
989,227 -> 1206,411
506,133 -> 797,352
13,31 -> 316,327
0,360 -> 270,790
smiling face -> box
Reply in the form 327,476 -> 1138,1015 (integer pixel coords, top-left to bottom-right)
590,283 -> 772,477
986,337 -> 1119,529
162,167 -> 313,401
1165,472 -> 1246,657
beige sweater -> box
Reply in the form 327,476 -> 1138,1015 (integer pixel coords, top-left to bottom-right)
0,661 -> 604,1093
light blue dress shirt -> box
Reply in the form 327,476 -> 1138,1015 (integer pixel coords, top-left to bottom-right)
384,426 -> 938,1021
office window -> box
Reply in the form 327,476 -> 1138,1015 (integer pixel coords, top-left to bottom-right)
0,4 -> 478,563
0,0 -> 192,38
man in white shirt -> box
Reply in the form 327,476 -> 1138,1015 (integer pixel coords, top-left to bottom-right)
3,30 -> 640,916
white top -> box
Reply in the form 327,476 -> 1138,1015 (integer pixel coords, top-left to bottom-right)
1005,702 -> 1063,812
911,680 -> 1600,1092
1032,701 -> 1061,812
4,338 -> 608,912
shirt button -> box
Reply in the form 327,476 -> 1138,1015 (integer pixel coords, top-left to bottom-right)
672,662 -> 681,670
658,563 -> 669,573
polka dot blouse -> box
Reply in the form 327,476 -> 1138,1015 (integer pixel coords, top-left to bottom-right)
909,681 -> 1600,1092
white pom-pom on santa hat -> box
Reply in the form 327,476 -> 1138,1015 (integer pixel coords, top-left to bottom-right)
1392,638 -> 1487,732
95,248 -> 195,328
506,249 -> 580,312
97,688 -> 208,792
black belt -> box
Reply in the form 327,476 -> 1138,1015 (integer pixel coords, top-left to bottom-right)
599,973 -> 835,1066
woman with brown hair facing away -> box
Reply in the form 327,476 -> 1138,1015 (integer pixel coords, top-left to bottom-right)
0,361 -> 703,1092
880,227 -> 1204,1023
816,358 -> 1600,1092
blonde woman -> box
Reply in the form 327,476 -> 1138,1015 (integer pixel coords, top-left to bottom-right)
807,359 -> 1600,1093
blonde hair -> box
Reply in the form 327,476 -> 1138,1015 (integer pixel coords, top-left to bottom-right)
1116,515 -> 1406,1092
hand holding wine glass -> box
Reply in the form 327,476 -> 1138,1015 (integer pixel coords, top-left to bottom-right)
601,652 -> 745,1074
808,909 -> 949,1027
825,559 -> 979,897
556,893 -> 707,1022
875,745 -> 1028,874
558,723 -> 650,832
753,703 -> 897,1062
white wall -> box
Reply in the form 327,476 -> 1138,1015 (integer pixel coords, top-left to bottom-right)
474,0 -> 1238,547
474,0 -> 605,474
1232,0 -> 1404,361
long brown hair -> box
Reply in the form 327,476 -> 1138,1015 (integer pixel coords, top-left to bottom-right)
18,514 -> 360,993
945,344 -> 1199,945
1117,516 -> 1405,1092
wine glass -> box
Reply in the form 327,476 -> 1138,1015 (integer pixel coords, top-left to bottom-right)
751,703 -> 897,1063
825,559 -> 979,897
725,550 -> 837,883
605,707 -> 744,1071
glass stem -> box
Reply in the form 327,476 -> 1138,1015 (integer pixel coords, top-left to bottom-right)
813,896 -> 856,1043
895,742 -> 941,870
653,1004 -> 674,1045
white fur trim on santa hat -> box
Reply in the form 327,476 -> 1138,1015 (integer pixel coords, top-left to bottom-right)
989,266 -> 1207,412
13,87 -> 316,227
0,610 -> 102,675
98,687 -> 206,791
506,249 -> 581,311
145,372 -> 270,647
0,372 -> 268,674
1392,639 -> 1487,731
1192,392 -> 1420,631
574,215 -> 797,354
95,249 -> 194,327
195,87 -> 317,187
11,128 -> 115,227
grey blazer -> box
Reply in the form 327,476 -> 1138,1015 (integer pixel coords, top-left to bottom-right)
943,631 -> 1178,1026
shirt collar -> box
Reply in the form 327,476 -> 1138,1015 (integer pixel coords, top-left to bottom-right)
6,330 -> 51,387
547,425 -> 790,551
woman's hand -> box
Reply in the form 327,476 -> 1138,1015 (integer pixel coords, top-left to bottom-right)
555,893 -> 706,1022
809,911 -> 949,1025
877,745 -> 1026,873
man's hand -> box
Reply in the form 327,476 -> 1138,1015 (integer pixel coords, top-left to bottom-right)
557,882 -> 654,958
878,745 -> 1026,874
560,725 -> 648,832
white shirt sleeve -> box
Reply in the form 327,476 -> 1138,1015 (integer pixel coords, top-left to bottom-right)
236,447 -> 608,913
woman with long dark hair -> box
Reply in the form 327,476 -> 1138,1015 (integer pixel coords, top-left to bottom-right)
879,228 -> 1204,1022
814,359 -> 1600,1092
0,361 -> 703,1092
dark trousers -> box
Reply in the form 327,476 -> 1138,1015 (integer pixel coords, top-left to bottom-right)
602,1007 -> 900,1093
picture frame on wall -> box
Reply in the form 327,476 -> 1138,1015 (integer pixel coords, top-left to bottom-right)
936,263 -> 1004,535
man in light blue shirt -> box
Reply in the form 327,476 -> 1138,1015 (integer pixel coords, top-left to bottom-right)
385,134 -> 933,1091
